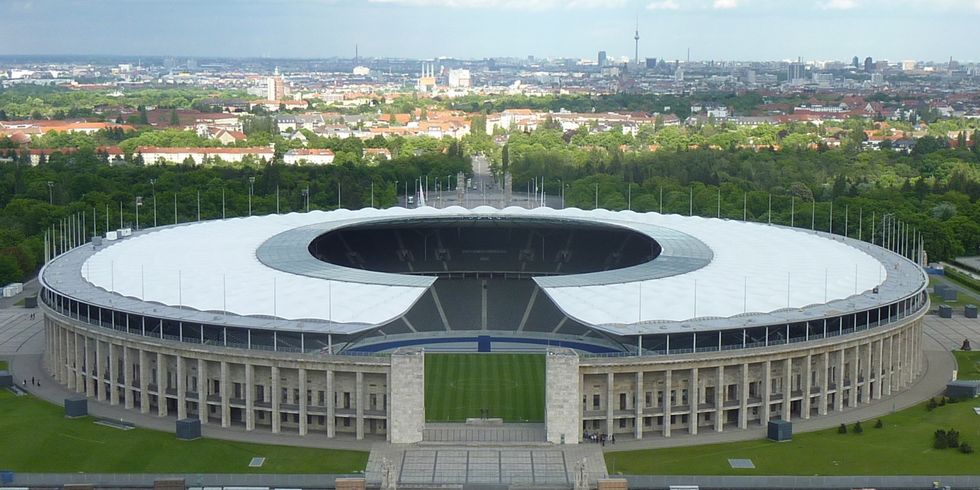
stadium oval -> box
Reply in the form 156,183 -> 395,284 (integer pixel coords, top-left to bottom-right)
39,207 -> 928,444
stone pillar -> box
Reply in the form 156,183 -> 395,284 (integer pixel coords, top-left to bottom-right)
761,360 -> 771,425
355,371 -> 365,440
299,368 -> 308,436
634,371 -> 644,439
139,349 -> 149,414
271,365 -> 281,433
714,366 -> 723,432
326,369 -> 336,438
781,358 -> 791,421
123,346 -> 133,409
862,342 -> 872,404
176,356 -> 187,420
108,343 -> 119,406
802,354 -> 812,419
220,361 -> 230,428
738,363 -> 749,429
245,363 -> 255,431
198,358 -> 208,424
94,339 -> 102,400
689,368 -> 699,435
76,333 -> 85,394
66,331 -> 76,391
849,346 -> 859,408
85,337 -> 94,397
908,325 -> 916,383
390,348 -> 425,444
819,352 -> 829,416
544,348 -> 580,444
874,339 -> 884,400
884,335 -> 894,396
835,349 -> 845,413
605,372 -> 614,436
157,352 -> 167,416
663,369 -> 672,438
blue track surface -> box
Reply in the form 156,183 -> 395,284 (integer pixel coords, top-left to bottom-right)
347,335 -> 620,354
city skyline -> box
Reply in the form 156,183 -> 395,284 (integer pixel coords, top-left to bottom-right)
1,0 -> 978,62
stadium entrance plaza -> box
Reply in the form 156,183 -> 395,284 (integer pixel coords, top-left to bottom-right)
3,298 -> 976,486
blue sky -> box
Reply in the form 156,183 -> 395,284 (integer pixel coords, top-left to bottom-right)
1,0 -> 977,62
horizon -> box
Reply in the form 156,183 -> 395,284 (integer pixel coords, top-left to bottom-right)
1,0 -> 977,63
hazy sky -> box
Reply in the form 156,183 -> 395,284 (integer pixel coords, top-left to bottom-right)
1,0 -> 977,62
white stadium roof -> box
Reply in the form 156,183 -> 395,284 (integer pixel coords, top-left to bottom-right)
79,207 -> 888,331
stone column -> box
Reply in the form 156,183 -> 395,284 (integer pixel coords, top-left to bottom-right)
634,371 -> 644,439
108,343 -> 119,405
761,360 -> 771,425
862,342 -> 872,404
326,369 -> 336,438
663,369 -> 672,437
849,346 -> 859,407
176,355 -> 187,420
355,371 -> 365,440
907,325 -> 916,384
76,333 -> 85,394
714,366 -> 723,432
157,352 -> 167,416
781,358 -> 791,421
245,363 -> 255,431
220,361 -> 230,428
123,346 -> 133,409
85,337 -> 94,397
139,349 -> 149,413
884,335 -> 894,396
94,339 -> 102,400
819,352 -> 829,416
802,354 -> 812,419
689,368 -> 699,435
198,358 -> 208,424
66,331 -> 76,391
874,339 -> 884,400
738,363 -> 749,429
896,330 -> 906,390
390,349 -> 425,444
271,365 -> 281,433
605,372 -> 615,436
299,367 -> 308,436
835,349 -> 845,413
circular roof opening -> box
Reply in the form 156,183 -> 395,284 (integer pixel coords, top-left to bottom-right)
308,216 -> 661,277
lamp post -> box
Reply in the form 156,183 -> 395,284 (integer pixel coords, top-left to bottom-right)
135,196 -> 143,230
248,176 -> 255,216
47,181 -> 54,205
149,178 -> 157,227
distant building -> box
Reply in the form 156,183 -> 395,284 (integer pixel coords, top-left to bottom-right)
787,59 -> 805,81
645,58 -> 657,69
284,148 -> 335,165
447,69 -> 471,88
417,62 -> 437,93
598,51 -> 608,68
267,73 -> 285,101
138,146 -> 274,165
352,66 -> 371,76
852,56 -> 860,69
864,56 -> 874,72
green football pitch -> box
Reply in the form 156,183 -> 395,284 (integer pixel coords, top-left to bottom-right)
425,353 -> 545,422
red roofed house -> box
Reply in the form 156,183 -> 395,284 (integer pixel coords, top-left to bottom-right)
283,148 -> 335,165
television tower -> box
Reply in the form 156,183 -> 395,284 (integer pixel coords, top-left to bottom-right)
633,16 -> 640,65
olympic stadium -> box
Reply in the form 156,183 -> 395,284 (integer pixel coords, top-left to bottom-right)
38,206 -> 928,444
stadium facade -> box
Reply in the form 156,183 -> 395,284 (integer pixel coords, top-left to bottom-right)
39,207 -> 928,444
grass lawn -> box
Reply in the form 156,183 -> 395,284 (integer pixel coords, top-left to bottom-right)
606,400 -> 980,476
0,359 -> 7,370
0,390 -> 368,473
954,350 -> 980,380
425,353 -> 544,422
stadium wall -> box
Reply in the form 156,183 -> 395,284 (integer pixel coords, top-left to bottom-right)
41,296 -> 926,444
